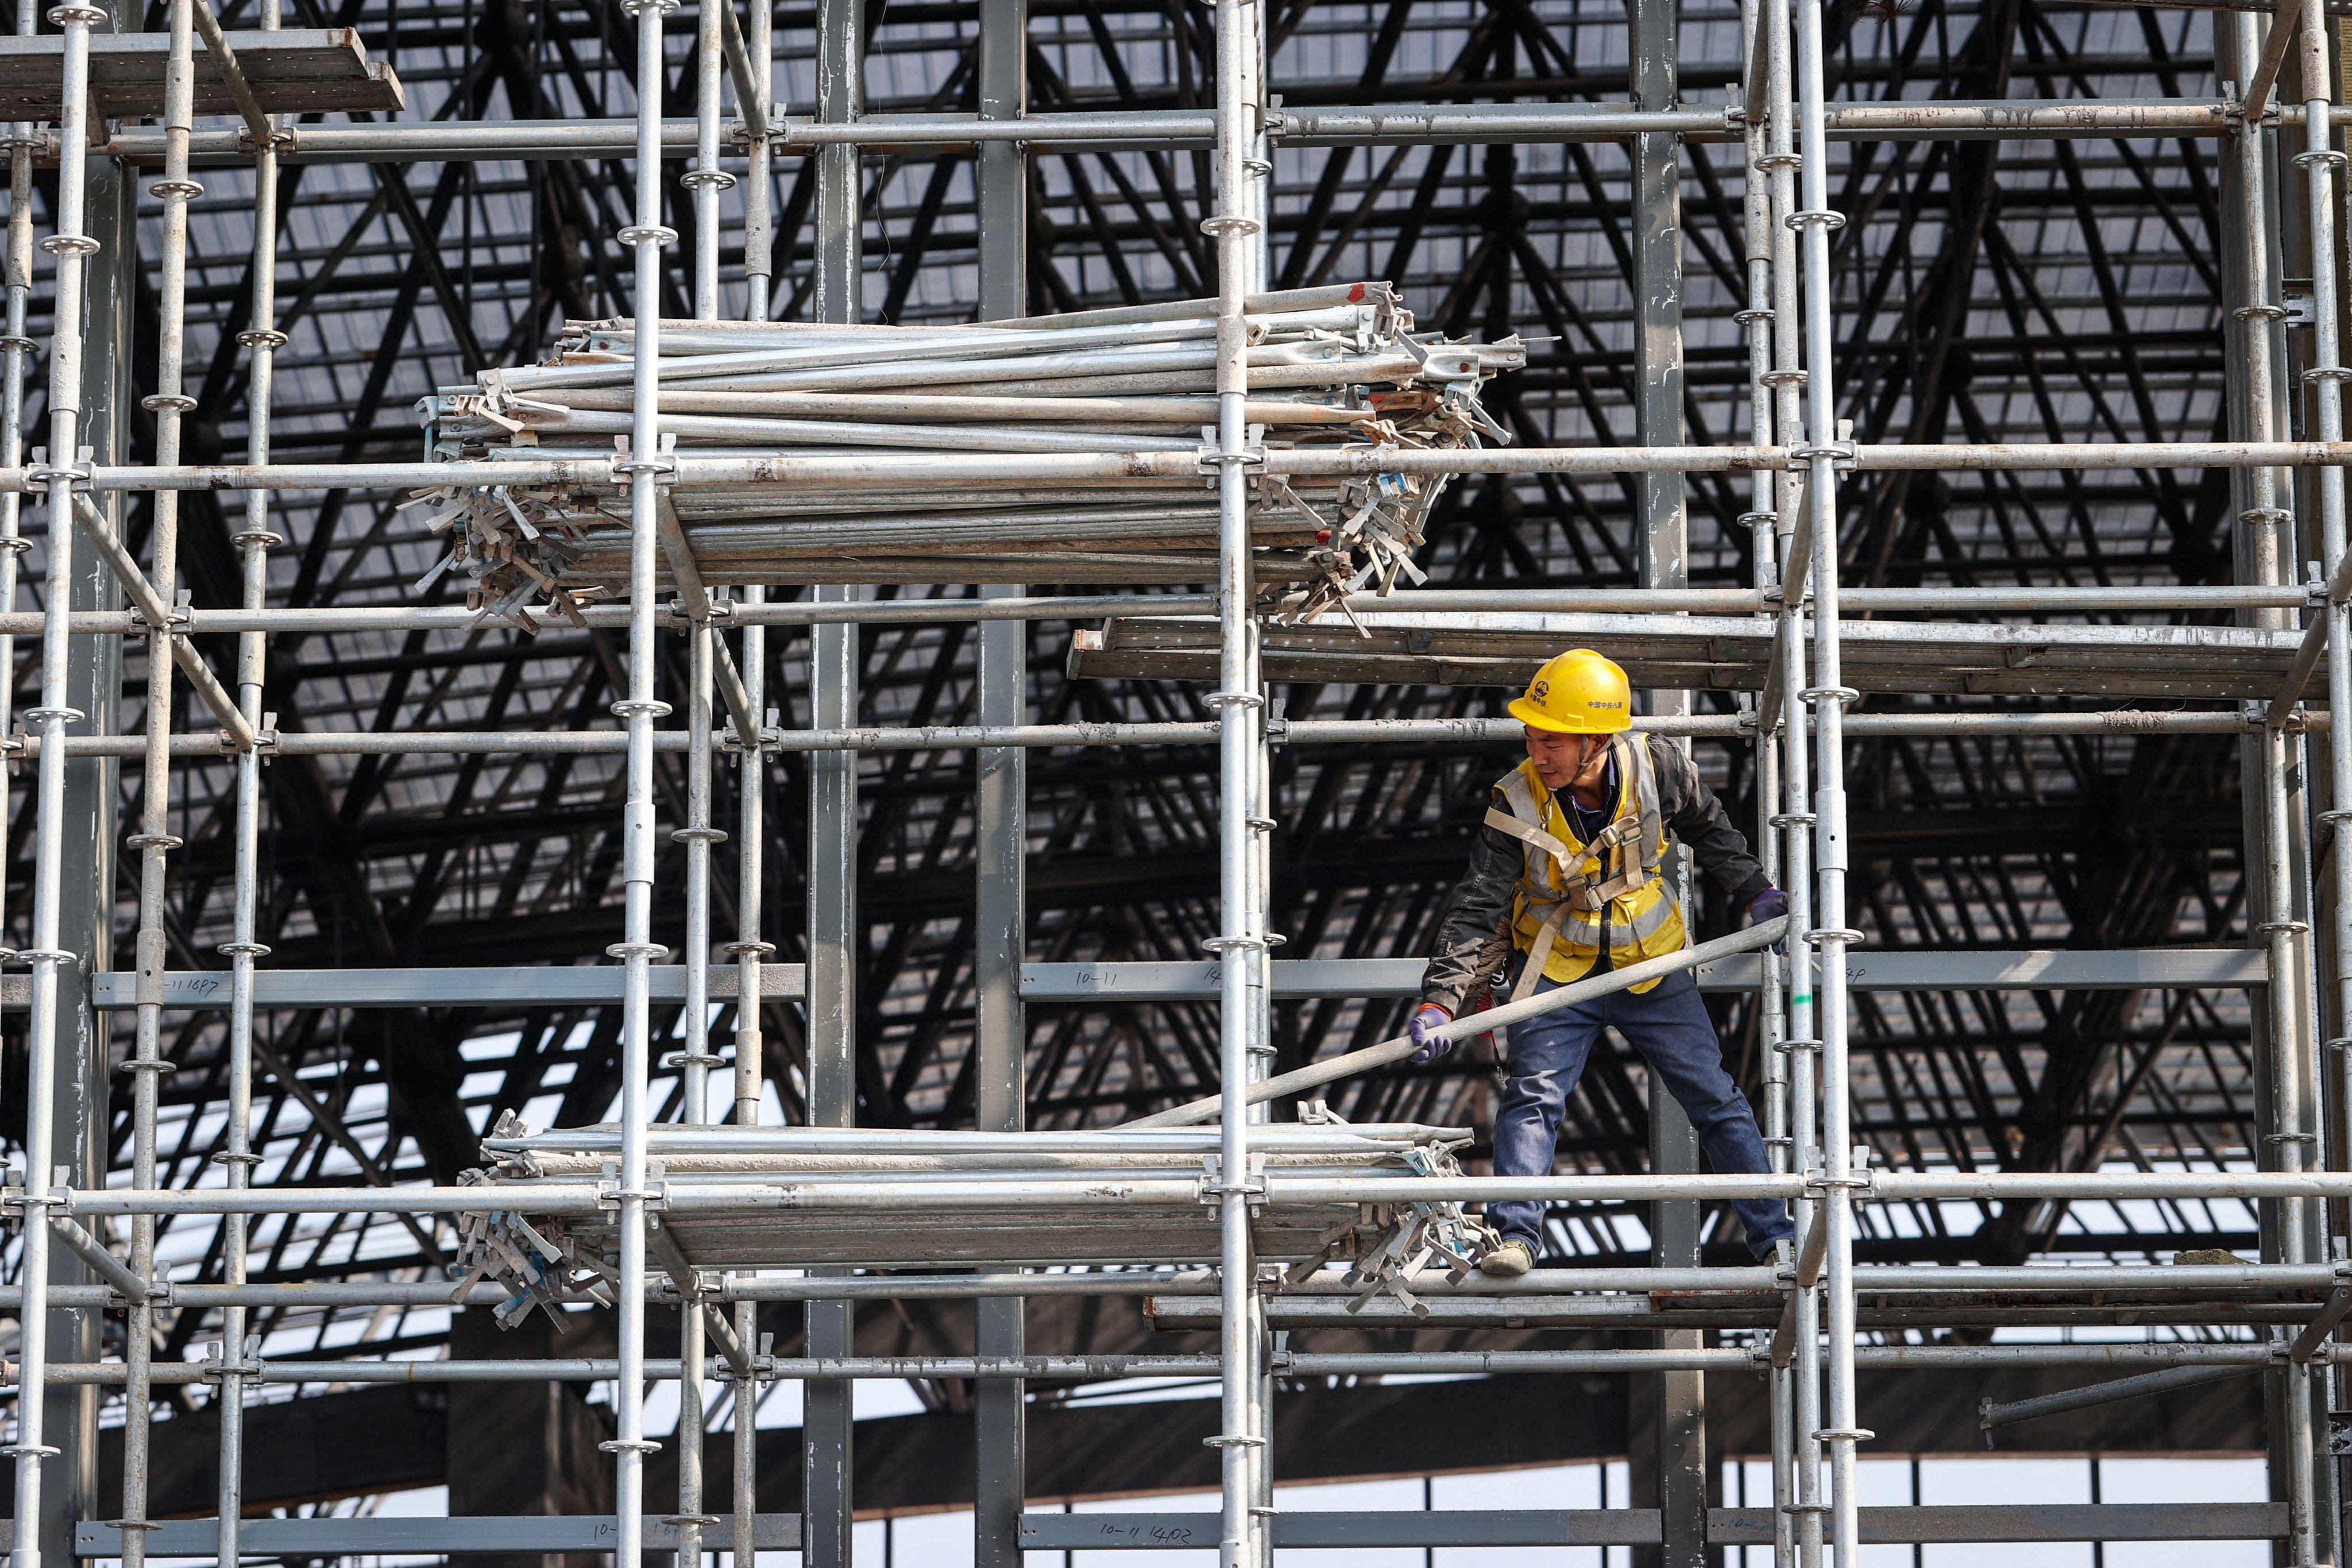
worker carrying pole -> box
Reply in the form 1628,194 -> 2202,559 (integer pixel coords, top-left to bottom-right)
1413,648 -> 1797,1277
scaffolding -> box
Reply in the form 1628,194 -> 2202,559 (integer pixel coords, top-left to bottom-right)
0,0 -> 2341,1563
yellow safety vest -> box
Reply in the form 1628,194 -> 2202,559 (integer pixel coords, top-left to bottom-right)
1485,741 -> 1688,996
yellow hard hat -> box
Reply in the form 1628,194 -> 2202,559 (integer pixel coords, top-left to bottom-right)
1509,648 -> 1632,733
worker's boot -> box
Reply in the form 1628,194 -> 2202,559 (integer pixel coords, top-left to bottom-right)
1480,1238 -> 1535,1277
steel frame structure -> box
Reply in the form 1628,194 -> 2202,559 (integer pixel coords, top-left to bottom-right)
0,0 -> 2339,1565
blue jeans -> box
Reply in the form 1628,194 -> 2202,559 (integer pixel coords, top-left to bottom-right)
1487,961 -> 1794,1260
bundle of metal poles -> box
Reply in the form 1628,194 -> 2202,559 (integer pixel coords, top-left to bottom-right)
415,288 -> 1522,610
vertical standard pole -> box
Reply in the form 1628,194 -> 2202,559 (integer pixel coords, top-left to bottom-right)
119,5 -> 198,1562
607,0 -> 677,1562
1631,0 -> 1705,1555
674,620 -> 720,1567
973,3 -> 1028,1562
729,589 -> 768,1568
740,0 -> 774,318
1759,0 -> 1822,1555
1206,0 -> 1264,1562
803,0 -> 861,1559
216,0 -> 288,1542
688,0 -> 728,318
10,2 -> 105,1559
2297,10 -> 2352,1559
1737,3 -> 1793,1558
1789,0 -> 1867,1555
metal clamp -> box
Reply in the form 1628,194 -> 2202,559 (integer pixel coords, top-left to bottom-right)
596,1177 -> 669,1210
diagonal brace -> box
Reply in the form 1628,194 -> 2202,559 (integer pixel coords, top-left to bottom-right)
71,493 -> 254,751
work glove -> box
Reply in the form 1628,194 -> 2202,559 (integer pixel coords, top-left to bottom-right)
1407,1003 -> 1455,1064
1747,887 -> 1789,925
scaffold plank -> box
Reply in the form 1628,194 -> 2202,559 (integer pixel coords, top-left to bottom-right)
0,30 -> 403,119
33,964 -> 807,1010
72,1515 -> 802,1555
1070,613 -> 2315,701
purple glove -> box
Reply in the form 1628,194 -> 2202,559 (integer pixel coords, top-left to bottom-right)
1407,1003 -> 1454,1064
1748,887 -> 1789,925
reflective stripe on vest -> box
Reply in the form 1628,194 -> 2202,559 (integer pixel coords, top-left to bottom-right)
1486,739 -> 1686,995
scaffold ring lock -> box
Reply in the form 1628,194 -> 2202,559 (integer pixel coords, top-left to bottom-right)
609,698 -> 674,719
1202,1434 -> 1268,1449
2326,1037 -> 2352,1052
235,329 -> 288,350
661,1051 -> 727,1069
1770,812 -> 1817,827
1202,934 -> 1270,954
113,1059 -> 177,1075
617,225 -> 680,248
0,337 -> 35,356
0,1444 -> 60,1460
670,826 -> 729,843
17,948 -> 75,965
2258,920 -> 2311,936
140,393 -> 197,414
1738,511 -> 1778,527
0,536 -> 29,554
39,235 -> 98,260
723,940 -> 777,957
2295,149 -> 2349,170
1759,369 -> 1809,387
2265,1131 -> 2320,1144
2304,366 -> 2352,384
147,178 -> 204,200
1774,1037 -> 1824,1054
2234,303 -> 2292,323
1203,690 -> 1265,710
2239,506 -> 2294,527
606,941 -> 672,961
1781,1502 -> 1833,1516
24,706 -> 85,725
679,169 -> 737,190
1753,152 -> 1802,170
1799,686 -> 1860,707
45,2 -> 106,19
215,941 -> 272,958
598,1437 -> 666,1454
1815,1427 -> 1876,1443
1803,928 -> 1864,947
1199,215 -> 1263,237
125,833 -> 184,852
1786,209 -> 1846,231
208,1150 -> 264,1165
1733,308 -> 1774,325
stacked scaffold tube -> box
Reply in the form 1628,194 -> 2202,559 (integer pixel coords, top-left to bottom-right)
412,281 -> 1523,627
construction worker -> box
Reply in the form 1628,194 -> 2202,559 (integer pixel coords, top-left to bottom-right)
1411,648 -> 1795,1277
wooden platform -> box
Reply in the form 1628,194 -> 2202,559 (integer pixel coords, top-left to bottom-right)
1069,610 -> 2314,702
0,29 -> 401,121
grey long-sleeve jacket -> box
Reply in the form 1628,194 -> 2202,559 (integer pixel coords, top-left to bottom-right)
1419,735 -> 1772,1013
